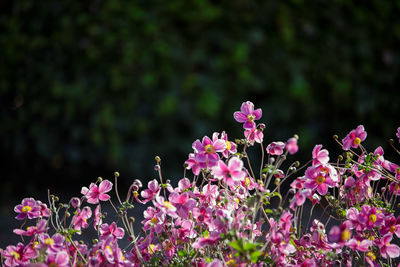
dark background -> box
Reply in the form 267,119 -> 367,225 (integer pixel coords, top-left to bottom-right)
1,0 -> 400,247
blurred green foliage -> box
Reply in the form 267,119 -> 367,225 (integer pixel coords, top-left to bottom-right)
1,0 -> 400,200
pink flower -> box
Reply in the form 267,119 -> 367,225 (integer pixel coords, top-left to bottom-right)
233,101 -> 262,129
99,222 -> 125,241
141,179 -> 161,203
304,164 -> 337,195
376,233 -> 400,259
39,233 -> 65,254
244,127 -> 264,145
347,237 -> 372,252
192,135 -> 226,167
312,144 -> 329,165
185,153 -> 202,175
220,131 -> 237,158
211,157 -> 246,186
73,206 -> 92,231
397,127 -> 400,143
342,125 -> 367,151
93,204 -> 102,229
266,141 -> 286,156
45,251 -> 69,267
81,180 -> 113,204
14,198 -> 41,220
286,137 -> 298,155
2,242 -> 37,267
13,219 -> 47,236
328,221 -> 352,245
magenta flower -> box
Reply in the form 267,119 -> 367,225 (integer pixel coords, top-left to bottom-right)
13,218 -> 47,236
342,125 -> 367,151
285,137 -> 298,155
39,233 -> 65,254
304,164 -> 337,195
192,135 -> 226,167
93,204 -> 102,229
376,233 -> 400,259
266,141 -> 286,156
220,131 -> 237,158
185,153 -> 202,175
244,127 -> 264,145
211,157 -> 246,186
357,205 -> 384,229
328,221 -> 352,245
99,222 -> 125,241
233,101 -> 262,129
2,242 -> 37,267
312,144 -> 329,165
46,251 -> 69,267
141,179 -> 161,203
81,179 -> 113,204
397,127 -> 400,143
347,237 -> 372,252
14,198 -> 41,220
73,206 -> 92,231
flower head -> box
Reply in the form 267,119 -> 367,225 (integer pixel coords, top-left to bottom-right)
14,198 -> 41,220
192,135 -> 226,167
211,157 -> 246,186
342,125 -> 367,151
81,180 -> 113,204
233,101 -> 262,129
266,141 -> 286,156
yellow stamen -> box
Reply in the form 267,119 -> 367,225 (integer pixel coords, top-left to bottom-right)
204,144 -> 215,154
390,225 -> 396,233
227,259 -> 238,267
353,137 -> 361,146
247,114 -> 256,122
150,217 -> 158,224
22,206 -> 32,213
341,230 -> 351,241
166,241 -> 173,251
10,251 -> 20,260
148,244 -> 156,254
226,141 -> 232,151
366,251 -> 376,261
163,201 -> 175,210
106,245 -> 113,253
369,214 -> 377,223
44,238 -> 54,246
315,175 -> 325,185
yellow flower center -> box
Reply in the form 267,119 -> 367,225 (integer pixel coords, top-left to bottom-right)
315,175 -> 325,185
369,214 -> 377,223
320,167 -> 329,174
106,245 -> 113,254
48,263 -> 58,267
353,137 -> 361,146
247,114 -> 255,122
22,206 -> 32,213
163,201 -> 175,210
366,251 -> 376,261
150,217 -> 158,224
45,238 -> 54,246
10,251 -> 20,260
390,225 -> 396,233
204,144 -> 215,154
148,244 -> 156,254
245,177 -> 251,187
227,259 -> 238,267
341,230 -> 351,241
226,141 -> 232,151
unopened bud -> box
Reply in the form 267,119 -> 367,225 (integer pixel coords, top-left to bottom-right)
70,197 -> 81,208
389,139 -> 394,145
338,155 -> 343,161
333,135 -> 338,140
155,156 -> 161,163
114,171 -> 120,177
129,217 -> 135,223
294,134 -> 299,140
97,177 -> 103,183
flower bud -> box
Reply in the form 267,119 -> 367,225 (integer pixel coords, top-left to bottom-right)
133,179 -> 142,188
155,156 -> 161,163
97,177 -> 103,183
114,171 -> 120,177
70,197 -> 81,208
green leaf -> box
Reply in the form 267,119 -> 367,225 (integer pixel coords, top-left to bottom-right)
250,250 -> 262,263
229,240 -> 243,252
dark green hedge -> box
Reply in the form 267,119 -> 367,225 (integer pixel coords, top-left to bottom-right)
1,0 -> 400,199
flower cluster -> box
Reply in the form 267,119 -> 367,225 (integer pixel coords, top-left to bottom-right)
2,101 -> 400,266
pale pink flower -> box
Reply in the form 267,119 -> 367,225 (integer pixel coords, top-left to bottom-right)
211,157 -> 246,186
266,141 -> 286,156
233,101 -> 262,129
312,144 -> 329,165
99,222 -> 125,241
286,137 -> 298,155
141,179 -> 161,203
244,128 -> 264,145
81,180 -> 113,204
342,125 -> 367,150
73,206 -> 92,231
376,234 -> 400,259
